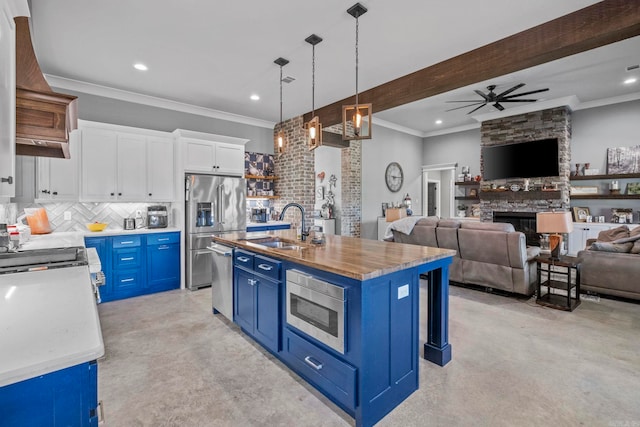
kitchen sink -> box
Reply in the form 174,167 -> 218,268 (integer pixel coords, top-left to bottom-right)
242,236 -> 305,251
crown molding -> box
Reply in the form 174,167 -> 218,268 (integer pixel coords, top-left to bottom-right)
45,74 -> 276,130
574,91 -> 640,110
372,117 -> 423,138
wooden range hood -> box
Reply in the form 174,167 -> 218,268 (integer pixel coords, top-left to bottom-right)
15,16 -> 77,159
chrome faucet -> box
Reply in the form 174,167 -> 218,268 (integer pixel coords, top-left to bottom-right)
279,203 -> 308,241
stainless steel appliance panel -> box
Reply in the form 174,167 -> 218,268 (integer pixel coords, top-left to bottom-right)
187,247 -> 214,290
209,243 -> 234,320
286,269 -> 346,354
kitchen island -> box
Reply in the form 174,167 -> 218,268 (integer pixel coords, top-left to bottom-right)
213,230 -> 455,427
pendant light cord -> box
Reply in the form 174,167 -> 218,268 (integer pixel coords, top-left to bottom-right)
355,15 -> 359,109
279,65 -> 283,125
312,44 -> 316,117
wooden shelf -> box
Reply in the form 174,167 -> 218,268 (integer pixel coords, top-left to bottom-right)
247,195 -> 279,199
455,181 -> 480,186
480,190 -> 561,200
245,175 -> 278,180
571,194 -> 640,200
570,173 -> 640,181
455,196 -> 480,201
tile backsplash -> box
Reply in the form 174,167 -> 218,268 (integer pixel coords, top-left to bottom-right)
0,201 -> 173,231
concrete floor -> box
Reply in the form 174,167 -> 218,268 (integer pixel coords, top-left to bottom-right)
97,283 -> 640,427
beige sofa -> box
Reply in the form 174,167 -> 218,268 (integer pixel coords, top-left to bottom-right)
389,217 -> 540,296
577,225 -> 640,301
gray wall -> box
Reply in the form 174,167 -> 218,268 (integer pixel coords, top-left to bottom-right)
422,128 -> 481,178
54,88 -> 275,154
314,146 -> 342,234
361,124 -> 424,240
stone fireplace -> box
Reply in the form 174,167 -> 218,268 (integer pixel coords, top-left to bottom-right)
493,211 -> 539,246
480,106 -> 572,222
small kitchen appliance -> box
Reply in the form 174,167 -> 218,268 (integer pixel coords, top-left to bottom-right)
123,218 -> 135,230
251,208 -> 268,223
147,206 -> 168,229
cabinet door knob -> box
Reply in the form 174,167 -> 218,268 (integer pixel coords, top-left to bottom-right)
52,191 -> 58,195
110,192 -> 115,196
118,193 -> 122,196
1,176 -> 13,184
149,193 -> 152,196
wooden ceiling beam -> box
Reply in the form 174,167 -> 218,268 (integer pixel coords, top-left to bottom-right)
303,0 -> 640,127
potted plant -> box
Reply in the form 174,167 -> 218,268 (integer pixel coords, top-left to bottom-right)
457,204 -> 467,217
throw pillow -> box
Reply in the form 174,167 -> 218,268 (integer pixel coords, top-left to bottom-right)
596,225 -> 629,242
632,240 -> 640,255
590,241 -> 633,253
630,226 -> 640,238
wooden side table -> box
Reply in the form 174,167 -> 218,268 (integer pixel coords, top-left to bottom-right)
535,255 -> 581,311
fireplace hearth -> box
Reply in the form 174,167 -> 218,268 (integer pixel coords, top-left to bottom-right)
493,211 -> 539,246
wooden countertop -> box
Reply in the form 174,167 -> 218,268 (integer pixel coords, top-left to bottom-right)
213,230 -> 455,281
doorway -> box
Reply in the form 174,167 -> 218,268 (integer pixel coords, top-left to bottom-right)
422,162 -> 457,219
427,181 -> 439,216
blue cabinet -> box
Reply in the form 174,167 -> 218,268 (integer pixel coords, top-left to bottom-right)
0,360 -> 99,427
233,249 -> 282,353
146,232 -> 180,292
246,223 -> 291,232
85,231 -> 180,302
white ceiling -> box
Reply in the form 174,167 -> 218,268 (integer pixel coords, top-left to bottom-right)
28,0 -> 640,135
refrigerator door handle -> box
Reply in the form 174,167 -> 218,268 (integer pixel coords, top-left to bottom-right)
217,184 -> 225,225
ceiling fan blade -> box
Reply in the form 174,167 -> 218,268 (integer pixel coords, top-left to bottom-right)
467,103 -> 488,114
492,103 -> 505,111
446,102 -> 485,112
446,100 -> 489,103
499,99 -> 539,103
474,90 -> 490,101
496,83 -> 525,98
501,88 -> 549,99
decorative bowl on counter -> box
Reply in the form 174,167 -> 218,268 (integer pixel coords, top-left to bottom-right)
86,222 -> 108,232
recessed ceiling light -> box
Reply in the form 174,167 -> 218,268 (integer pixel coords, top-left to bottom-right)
623,77 -> 637,85
133,63 -> 148,71
250,94 -> 260,101
435,119 -> 443,125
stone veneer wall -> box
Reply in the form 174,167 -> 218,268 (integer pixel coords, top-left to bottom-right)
273,118 -> 362,237
480,107 -> 572,221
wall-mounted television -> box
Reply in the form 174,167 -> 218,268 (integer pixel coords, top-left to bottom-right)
482,138 -> 559,181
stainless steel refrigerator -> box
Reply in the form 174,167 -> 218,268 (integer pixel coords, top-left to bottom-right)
185,174 -> 246,319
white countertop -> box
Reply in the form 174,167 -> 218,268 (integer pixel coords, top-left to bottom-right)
18,228 -> 181,251
83,226 -> 181,237
0,266 -> 104,387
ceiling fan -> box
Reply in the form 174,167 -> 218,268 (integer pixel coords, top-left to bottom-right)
446,83 -> 549,114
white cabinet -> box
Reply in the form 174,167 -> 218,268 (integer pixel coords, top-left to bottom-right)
80,123 -> 175,202
116,133 -> 147,201
182,138 -> 245,176
36,131 -> 79,202
80,128 -> 117,201
0,6 -> 17,199
146,136 -> 174,201
567,222 -> 615,256
11,155 -> 35,203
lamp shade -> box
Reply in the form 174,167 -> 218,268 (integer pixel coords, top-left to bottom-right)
536,211 -> 574,234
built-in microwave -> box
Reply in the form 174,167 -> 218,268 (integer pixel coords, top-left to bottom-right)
285,269 -> 346,354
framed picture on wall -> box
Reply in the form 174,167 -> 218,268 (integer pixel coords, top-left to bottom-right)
572,207 -> 590,222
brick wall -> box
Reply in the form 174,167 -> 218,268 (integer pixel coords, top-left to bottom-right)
480,107 -> 572,220
273,118 -> 362,237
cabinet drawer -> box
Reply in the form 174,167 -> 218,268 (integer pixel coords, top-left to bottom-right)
254,255 -> 281,281
113,247 -> 142,269
283,329 -> 356,411
112,269 -> 143,293
147,232 -> 179,246
234,249 -> 254,269
112,235 -> 141,248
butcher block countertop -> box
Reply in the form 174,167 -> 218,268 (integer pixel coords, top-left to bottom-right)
213,230 -> 455,281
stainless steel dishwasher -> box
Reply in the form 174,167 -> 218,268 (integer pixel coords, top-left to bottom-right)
208,242 -> 234,321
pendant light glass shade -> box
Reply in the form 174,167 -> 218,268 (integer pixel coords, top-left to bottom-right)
305,34 -> 322,151
274,57 -> 289,154
342,3 -> 372,141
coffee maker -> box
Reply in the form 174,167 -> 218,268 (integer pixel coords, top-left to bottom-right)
250,208 -> 268,223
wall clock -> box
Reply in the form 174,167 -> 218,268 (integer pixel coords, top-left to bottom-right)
385,162 -> 404,192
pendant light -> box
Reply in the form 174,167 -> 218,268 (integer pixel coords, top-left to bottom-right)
274,57 -> 289,154
305,34 -> 323,150
342,3 -> 372,140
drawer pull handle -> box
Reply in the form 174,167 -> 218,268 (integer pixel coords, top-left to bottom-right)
158,238 -> 170,241
121,278 -> 134,283
258,264 -> 273,271
248,279 -> 257,286
120,241 -> 134,245
237,256 -> 250,262
158,245 -> 170,250
304,356 -> 323,370
121,257 -> 134,261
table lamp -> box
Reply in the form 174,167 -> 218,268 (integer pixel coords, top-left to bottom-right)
536,211 -> 574,260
